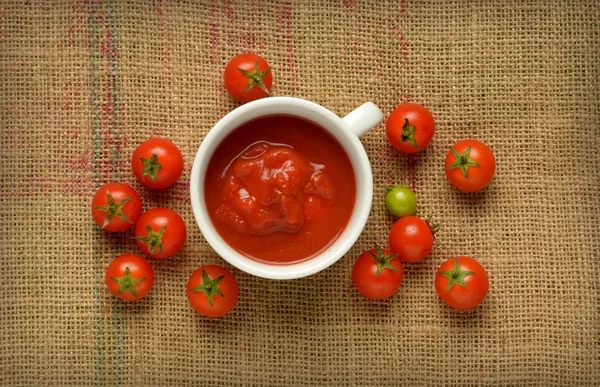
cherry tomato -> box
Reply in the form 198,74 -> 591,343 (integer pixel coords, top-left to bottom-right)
132,138 -> 184,189
105,254 -> 154,301
91,182 -> 142,232
435,256 -> 489,310
352,246 -> 404,300
445,139 -> 496,192
386,103 -> 435,154
224,53 -> 272,103
135,208 -> 186,259
186,265 -> 239,318
385,185 -> 417,217
389,216 -> 437,262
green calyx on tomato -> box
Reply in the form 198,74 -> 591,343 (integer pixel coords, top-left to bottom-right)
370,245 -> 400,278
400,118 -> 419,150
238,59 -> 271,94
111,266 -> 146,298
425,216 -> 441,234
191,270 -> 225,306
437,257 -> 475,291
94,191 -> 133,228
136,225 -> 167,254
140,153 -> 163,183
446,146 -> 481,178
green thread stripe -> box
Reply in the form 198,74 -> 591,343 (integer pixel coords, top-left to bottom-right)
105,0 -> 126,384
88,0 -> 104,385
107,0 -> 123,181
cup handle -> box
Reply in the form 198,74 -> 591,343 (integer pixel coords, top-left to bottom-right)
342,102 -> 384,138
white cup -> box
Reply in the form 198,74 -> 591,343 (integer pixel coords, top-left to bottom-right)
190,97 -> 382,279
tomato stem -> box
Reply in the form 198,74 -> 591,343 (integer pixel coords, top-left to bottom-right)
438,257 -> 475,291
191,270 -> 225,306
446,146 -> 481,179
111,267 -> 146,298
135,225 -> 167,254
238,58 -> 271,95
369,245 -> 400,278
400,118 -> 419,150
425,216 -> 441,234
140,153 -> 163,183
94,190 -> 133,228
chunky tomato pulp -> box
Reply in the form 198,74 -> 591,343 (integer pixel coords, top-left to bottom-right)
205,115 -> 356,264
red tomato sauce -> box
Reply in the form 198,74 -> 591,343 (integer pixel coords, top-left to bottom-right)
205,115 -> 356,265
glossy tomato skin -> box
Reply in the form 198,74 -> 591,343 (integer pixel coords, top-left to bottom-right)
388,216 -> 434,262
224,53 -> 272,103
91,183 -> 142,232
352,248 -> 404,300
186,265 -> 239,318
435,256 -> 489,310
445,139 -> 496,192
132,138 -> 184,189
386,103 -> 435,154
135,208 -> 187,259
105,254 -> 154,301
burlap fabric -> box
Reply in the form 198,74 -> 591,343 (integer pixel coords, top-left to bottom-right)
1,0 -> 598,385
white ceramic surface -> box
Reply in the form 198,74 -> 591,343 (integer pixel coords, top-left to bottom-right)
190,97 -> 382,279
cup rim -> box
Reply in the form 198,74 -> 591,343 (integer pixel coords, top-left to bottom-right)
190,97 -> 373,279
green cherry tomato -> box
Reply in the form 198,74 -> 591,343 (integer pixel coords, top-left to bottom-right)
385,186 -> 417,217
